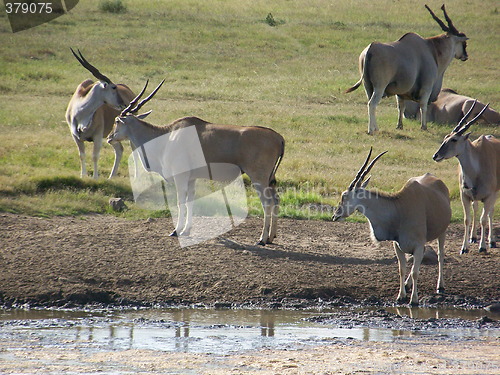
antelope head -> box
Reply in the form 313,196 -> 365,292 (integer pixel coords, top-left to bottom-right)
107,79 -> 165,144
425,4 -> 469,61
433,100 -> 489,162
71,48 -> 126,110
332,148 -> 388,221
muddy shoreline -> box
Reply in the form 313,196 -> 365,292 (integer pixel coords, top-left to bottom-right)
1,306 -> 499,375
1,213 -> 499,311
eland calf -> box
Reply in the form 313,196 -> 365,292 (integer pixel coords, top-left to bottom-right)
433,102 -> 500,253
333,148 -> 451,305
346,5 -> 468,134
108,81 -> 285,245
66,49 -> 135,179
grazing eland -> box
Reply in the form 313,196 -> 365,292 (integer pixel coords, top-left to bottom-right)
66,48 -> 135,179
107,80 -> 285,246
433,102 -> 500,253
346,5 -> 469,134
333,148 -> 451,305
404,88 -> 500,125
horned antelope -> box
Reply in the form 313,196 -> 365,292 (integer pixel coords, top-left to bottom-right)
66,48 -> 136,179
433,102 -> 500,254
346,5 -> 468,134
107,81 -> 285,246
333,148 -> 451,305
404,89 -> 500,125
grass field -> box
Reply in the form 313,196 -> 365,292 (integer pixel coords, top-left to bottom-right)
0,0 -> 498,222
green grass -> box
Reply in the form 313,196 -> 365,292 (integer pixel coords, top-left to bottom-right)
0,0 -> 498,223
98,0 -> 127,14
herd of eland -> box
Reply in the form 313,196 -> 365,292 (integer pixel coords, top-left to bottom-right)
65,4 -> 498,305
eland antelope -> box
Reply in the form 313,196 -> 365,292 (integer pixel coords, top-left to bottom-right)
346,5 -> 468,134
333,148 -> 451,305
66,48 -> 135,179
404,89 -> 500,125
433,102 -> 500,254
107,81 -> 285,246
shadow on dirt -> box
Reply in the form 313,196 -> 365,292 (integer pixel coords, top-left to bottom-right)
217,238 -> 396,265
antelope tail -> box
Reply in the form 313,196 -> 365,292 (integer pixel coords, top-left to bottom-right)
345,77 -> 363,93
346,47 -> 372,94
269,140 -> 285,186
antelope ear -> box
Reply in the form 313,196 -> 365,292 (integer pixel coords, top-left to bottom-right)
361,176 -> 371,188
136,110 -> 152,120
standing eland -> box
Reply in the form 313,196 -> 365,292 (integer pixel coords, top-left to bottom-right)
433,102 -> 500,254
333,148 -> 451,305
107,80 -> 285,246
66,48 -> 136,179
346,5 -> 469,134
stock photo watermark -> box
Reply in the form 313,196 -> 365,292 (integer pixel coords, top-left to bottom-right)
332,188 -> 384,220
128,126 -> 248,248
3,0 -> 79,32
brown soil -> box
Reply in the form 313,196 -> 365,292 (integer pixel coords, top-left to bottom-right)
1,213 -> 499,307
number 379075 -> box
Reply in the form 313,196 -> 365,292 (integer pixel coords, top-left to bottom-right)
5,2 -> 53,14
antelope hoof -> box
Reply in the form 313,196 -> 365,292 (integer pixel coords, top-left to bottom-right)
437,288 -> 445,294
410,300 -> 419,307
396,125 -> 403,130
256,240 -> 266,246
420,126 -> 427,131
460,248 -> 469,254
490,241 -> 496,248
469,237 -> 477,244
479,247 -> 487,254
169,230 -> 178,237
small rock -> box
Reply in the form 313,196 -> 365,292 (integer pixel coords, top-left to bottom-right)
477,316 -> 495,325
213,302 -> 232,309
109,198 -> 127,212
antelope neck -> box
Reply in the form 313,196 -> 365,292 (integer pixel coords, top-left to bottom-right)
358,191 -> 400,242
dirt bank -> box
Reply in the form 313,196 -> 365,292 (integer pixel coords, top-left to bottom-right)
0,213 -> 498,307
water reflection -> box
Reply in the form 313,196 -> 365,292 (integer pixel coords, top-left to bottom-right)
389,306 -> 496,320
260,310 -> 275,337
0,307 -> 497,355
173,309 -> 190,337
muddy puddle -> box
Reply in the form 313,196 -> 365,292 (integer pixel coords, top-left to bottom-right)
1,305 -> 499,356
